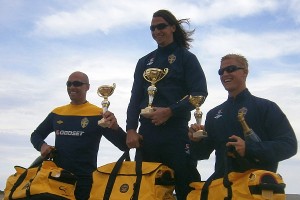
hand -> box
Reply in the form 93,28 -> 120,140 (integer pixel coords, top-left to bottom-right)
126,129 -> 143,149
226,135 -> 246,157
188,123 -> 205,141
102,111 -> 119,130
150,107 -> 172,126
40,143 -> 54,158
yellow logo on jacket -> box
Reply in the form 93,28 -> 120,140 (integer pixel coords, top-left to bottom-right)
168,54 -> 176,64
81,117 -> 89,128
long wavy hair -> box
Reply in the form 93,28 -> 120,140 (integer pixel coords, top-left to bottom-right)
153,9 -> 195,49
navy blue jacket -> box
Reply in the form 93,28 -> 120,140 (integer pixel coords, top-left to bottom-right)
126,42 -> 208,133
191,89 -> 297,178
31,102 -> 128,177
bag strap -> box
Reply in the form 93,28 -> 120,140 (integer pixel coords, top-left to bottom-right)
9,150 -> 56,199
8,170 -> 28,200
223,147 -> 233,200
8,164 -> 43,200
131,148 -> 143,200
199,172 -> 215,200
103,150 -> 130,200
200,147 -> 233,200
103,149 -> 143,200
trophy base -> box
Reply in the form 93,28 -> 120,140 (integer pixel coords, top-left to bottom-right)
193,130 -> 208,139
98,118 -> 110,128
140,107 -> 154,118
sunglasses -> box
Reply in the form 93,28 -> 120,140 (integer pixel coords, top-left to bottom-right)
66,81 -> 88,87
218,65 -> 244,75
150,23 -> 169,31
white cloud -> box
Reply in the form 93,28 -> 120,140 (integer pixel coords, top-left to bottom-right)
32,0 -> 156,37
195,27 -> 300,59
31,0 -> 282,38
183,0 -> 278,23
288,0 -> 300,24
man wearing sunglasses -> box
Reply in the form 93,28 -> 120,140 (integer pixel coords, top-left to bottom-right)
31,71 -> 128,200
126,9 -> 207,200
189,54 -> 297,180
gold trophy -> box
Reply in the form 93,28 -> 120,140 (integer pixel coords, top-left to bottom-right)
189,95 -> 207,138
97,83 -> 116,128
237,107 -> 261,142
140,68 -> 168,118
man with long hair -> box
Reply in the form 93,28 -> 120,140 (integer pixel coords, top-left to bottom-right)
126,10 -> 208,199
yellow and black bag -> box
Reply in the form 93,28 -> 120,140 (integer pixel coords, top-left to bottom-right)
89,150 -> 176,200
4,159 -> 77,200
188,147 -> 285,200
187,169 -> 285,200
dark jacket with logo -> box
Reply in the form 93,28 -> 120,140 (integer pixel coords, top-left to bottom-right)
126,42 -> 208,143
31,102 -> 127,177
191,89 -> 297,178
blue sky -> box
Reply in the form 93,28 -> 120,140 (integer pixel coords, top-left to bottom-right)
0,0 -> 299,194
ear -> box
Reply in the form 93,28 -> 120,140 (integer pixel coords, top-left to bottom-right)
86,84 -> 90,91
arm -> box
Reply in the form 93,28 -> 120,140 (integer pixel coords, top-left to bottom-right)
126,59 -> 145,131
101,111 -> 128,151
30,113 -> 55,155
190,115 -> 215,160
245,101 -> 297,163
103,126 -> 129,152
126,59 -> 146,148
169,53 -> 208,117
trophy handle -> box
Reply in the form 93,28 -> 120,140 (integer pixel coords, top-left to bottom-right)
158,68 -> 169,82
111,83 -> 116,91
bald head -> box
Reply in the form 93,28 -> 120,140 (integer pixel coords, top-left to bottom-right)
68,71 -> 89,84
67,71 -> 90,105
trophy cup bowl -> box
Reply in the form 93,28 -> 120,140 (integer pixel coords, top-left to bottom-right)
97,83 -> 116,128
140,68 -> 168,118
189,95 -> 207,138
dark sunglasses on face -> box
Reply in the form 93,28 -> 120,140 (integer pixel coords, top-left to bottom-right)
218,65 -> 244,75
150,23 -> 169,31
66,81 -> 88,87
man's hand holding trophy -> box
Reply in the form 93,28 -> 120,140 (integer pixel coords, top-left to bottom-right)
189,95 -> 207,139
97,83 -> 116,128
140,68 -> 168,118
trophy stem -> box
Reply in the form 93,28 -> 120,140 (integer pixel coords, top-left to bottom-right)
189,95 -> 207,138
147,84 -> 157,107
194,108 -> 203,125
101,98 -> 110,113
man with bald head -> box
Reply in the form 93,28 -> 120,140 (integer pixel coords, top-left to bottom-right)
31,71 -> 128,200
